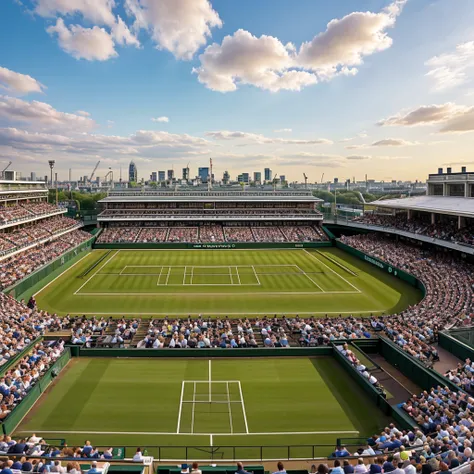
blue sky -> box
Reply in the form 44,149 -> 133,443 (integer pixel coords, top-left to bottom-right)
1,0 -> 474,182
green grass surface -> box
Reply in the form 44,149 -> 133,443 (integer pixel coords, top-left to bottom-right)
34,248 -> 421,316
15,357 -> 391,460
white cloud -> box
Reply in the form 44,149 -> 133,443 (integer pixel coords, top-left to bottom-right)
47,18 -> 117,61
111,16 -> 140,47
125,0 -> 222,60
0,67 -> 46,96
346,155 -> 371,160
378,103 -> 469,126
298,0 -> 406,77
425,41 -> 474,91
274,128 -> 292,133
151,116 -> 170,123
33,0 -> 116,26
439,107 -> 474,134
194,29 -> 318,92
205,130 -> 332,145
377,102 -> 474,134
194,1 -> 406,92
0,95 -> 96,132
0,127 -> 211,160
346,138 -> 418,149
75,110 -> 90,117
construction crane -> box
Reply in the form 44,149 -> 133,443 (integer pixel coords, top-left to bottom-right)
104,168 -> 113,184
303,173 -> 308,188
1,161 -> 12,179
89,160 -> 100,182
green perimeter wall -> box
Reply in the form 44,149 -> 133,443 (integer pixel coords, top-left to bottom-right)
3,236 -> 95,300
439,331 -> 474,362
335,240 -> 427,296
1,348 -> 71,435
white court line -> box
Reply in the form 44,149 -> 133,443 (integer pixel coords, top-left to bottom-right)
21,430 -> 360,436
33,251 -> 92,298
316,250 -> 357,276
303,249 -> 361,293
209,360 -> 212,404
191,381 -> 196,434
73,308 -> 381,316
74,250 -> 120,295
210,434 -> 213,447
227,382 -> 233,434
190,266 -> 195,285
176,381 -> 185,434
119,265 -> 127,276
165,267 -> 171,286
251,266 -> 261,286
75,290 -> 358,296
156,266 -> 164,286
235,266 -> 241,285
183,266 -> 187,286
238,381 -> 249,434
295,264 -> 325,292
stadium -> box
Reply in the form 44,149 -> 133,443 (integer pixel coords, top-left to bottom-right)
2,164 -> 474,474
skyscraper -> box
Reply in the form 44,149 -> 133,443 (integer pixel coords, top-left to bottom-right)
182,167 -> 190,181
158,171 -> 166,182
198,167 -> 210,183
129,161 -> 137,183
167,169 -> 174,181
253,172 -> 262,184
264,168 -> 272,182
151,171 -> 157,182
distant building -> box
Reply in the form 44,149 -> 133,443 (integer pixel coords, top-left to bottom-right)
223,171 -> 230,184
158,171 -> 166,182
129,161 -> 137,183
280,175 -> 286,183
151,171 -> 158,182
198,167 -> 210,183
30,172 -> 37,181
264,168 -> 272,182
241,172 -> 249,184
167,169 -> 174,181
253,172 -> 262,184
182,167 -> 190,181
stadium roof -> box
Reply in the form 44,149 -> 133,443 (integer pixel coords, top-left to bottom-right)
374,196 -> 474,218
100,195 -> 320,203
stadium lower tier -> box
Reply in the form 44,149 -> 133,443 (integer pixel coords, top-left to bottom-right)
96,224 -> 328,244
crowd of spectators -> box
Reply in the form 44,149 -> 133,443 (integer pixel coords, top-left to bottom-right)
0,339 -> 65,419
353,213 -> 474,247
445,360 -> 474,394
0,202 -> 62,226
96,225 -> 328,244
0,229 -> 91,289
340,234 -> 472,366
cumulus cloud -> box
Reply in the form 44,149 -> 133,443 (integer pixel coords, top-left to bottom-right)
274,128 -> 292,133
0,67 -> 46,96
125,0 -> 222,60
194,29 -> 318,92
426,41 -> 474,91
0,95 -> 95,132
47,18 -> 117,61
111,16 -> 140,47
75,110 -> 90,117
378,103 -> 469,126
194,0 -> 406,92
33,0 -> 116,26
151,116 -> 170,123
205,130 -> 332,145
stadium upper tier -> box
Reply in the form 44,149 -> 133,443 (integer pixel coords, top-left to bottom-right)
98,187 -> 323,222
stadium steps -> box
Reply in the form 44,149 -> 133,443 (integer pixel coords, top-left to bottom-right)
130,319 -> 149,347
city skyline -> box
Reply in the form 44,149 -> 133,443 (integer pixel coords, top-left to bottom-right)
1,0 -> 474,182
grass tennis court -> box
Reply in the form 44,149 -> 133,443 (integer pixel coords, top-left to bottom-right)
15,357 -> 392,460
34,248 -> 422,316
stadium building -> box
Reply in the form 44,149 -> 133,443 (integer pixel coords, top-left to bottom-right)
96,186 -> 328,246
